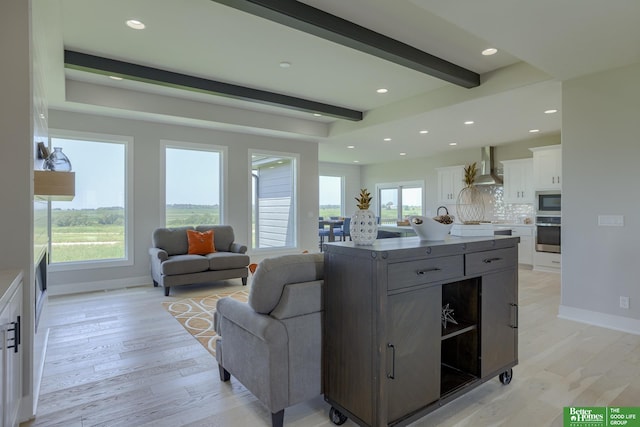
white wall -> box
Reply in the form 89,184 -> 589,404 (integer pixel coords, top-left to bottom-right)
0,0 -> 38,421
47,110 -> 320,293
560,61 -> 640,333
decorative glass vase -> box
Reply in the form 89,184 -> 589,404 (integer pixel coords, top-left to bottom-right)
350,209 -> 377,245
45,147 -> 72,172
456,185 -> 485,224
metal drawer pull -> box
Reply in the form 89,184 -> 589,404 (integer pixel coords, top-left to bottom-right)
482,257 -> 502,263
387,343 -> 396,379
417,268 -> 441,275
510,303 -> 518,329
8,315 -> 21,353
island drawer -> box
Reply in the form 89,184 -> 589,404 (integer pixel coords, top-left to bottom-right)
388,255 -> 464,291
465,247 -> 517,276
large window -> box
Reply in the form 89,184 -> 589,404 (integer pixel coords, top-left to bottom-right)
49,133 -> 130,265
163,142 -> 223,226
319,175 -> 343,218
251,152 -> 297,249
377,182 -> 423,224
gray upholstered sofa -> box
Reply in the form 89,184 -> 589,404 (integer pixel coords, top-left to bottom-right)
215,253 -> 324,427
149,225 -> 250,296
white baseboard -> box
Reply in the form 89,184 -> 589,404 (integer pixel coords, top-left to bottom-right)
558,304 -> 640,335
48,275 -> 152,296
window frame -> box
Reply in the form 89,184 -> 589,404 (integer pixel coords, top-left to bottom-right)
375,180 -> 425,223
319,175 -> 345,218
160,140 -> 227,227
47,129 -> 134,271
249,149 -> 299,253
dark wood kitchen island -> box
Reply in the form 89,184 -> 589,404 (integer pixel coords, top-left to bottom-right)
322,235 -> 519,427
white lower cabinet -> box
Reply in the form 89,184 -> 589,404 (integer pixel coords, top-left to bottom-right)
1,270 -> 23,427
534,251 -> 561,272
511,226 -> 534,266
495,226 -> 533,265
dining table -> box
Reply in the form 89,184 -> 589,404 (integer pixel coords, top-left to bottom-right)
319,219 -> 344,242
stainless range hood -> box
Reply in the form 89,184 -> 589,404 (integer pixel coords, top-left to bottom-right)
474,146 -> 503,185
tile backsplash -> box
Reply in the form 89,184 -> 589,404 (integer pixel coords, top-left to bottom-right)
440,185 -> 535,224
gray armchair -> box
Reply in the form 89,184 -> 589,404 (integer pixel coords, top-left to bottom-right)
215,253 -> 324,427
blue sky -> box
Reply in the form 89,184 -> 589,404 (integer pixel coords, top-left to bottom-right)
50,139 -> 221,210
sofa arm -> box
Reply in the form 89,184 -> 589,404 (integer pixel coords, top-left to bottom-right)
216,298 -> 286,346
230,242 -> 247,254
149,247 -> 168,262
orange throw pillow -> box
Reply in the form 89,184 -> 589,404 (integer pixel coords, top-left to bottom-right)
187,229 -> 215,255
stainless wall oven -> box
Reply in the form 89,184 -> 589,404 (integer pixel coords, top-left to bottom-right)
535,215 -> 561,253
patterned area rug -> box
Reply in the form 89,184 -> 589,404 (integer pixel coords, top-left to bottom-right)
162,290 -> 249,357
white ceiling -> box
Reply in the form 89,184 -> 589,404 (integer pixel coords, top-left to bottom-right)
36,0 -> 640,164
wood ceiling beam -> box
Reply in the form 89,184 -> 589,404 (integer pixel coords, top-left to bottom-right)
64,50 -> 363,121
211,0 -> 480,89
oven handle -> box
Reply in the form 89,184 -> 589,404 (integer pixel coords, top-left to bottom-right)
535,223 -> 561,227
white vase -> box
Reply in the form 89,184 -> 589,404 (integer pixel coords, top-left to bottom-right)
350,209 -> 378,245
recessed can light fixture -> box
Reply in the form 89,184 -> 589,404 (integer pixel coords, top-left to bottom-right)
126,19 -> 146,30
383,138 -> 392,142
279,61 -> 291,68
464,120 -> 474,125
376,88 -> 388,94
313,113 -> 322,117
347,145 -> 355,149
400,152 -> 407,156
109,76 -> 123,81
544,109 -> 558,114
353,160 -> 360,163
419,130 -> 429,134
529,129 -> 540,133
449,142 -> 457,146
482,48 -> 498,56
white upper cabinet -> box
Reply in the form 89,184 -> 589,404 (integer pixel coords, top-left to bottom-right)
530,145 -> 562,190
501,159 -> 534,204
437,165 -> 465,204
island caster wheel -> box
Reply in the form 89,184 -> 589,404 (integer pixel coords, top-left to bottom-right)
499,368 -> 513,385
330,407 -> 348,425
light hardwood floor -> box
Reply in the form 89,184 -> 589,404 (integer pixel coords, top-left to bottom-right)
21,269 -> 640,427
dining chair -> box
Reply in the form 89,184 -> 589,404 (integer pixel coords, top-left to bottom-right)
335,217 -> 351,241
319,220 -> 330,250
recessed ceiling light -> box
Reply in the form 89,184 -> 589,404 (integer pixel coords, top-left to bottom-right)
279,61 -> 291,68
419,130 -> 429,134
347,145 -> 355,149
313,113 -> 322,117
449,142 -> 457,146
353,160 -> 360,163
529,129 -> 540,133
482,48 -> 498,56
109,76 -> 123,81
464,120 -> 475,125
376,88 -> 388,94
383,138 -> 392,142
399,152 -> 407,156
544,109 -> 558,114
126,19 -> 146,30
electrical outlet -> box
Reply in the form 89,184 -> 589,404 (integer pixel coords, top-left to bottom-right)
620,296 -> 630,309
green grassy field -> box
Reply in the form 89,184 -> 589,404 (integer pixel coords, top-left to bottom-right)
50,205 -> 220,263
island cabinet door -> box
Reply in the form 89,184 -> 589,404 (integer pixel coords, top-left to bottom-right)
480,268 -> 518,377
387,285 -> 441,423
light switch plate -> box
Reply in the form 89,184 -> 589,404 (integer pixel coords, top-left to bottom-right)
598,215 -> 624,226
